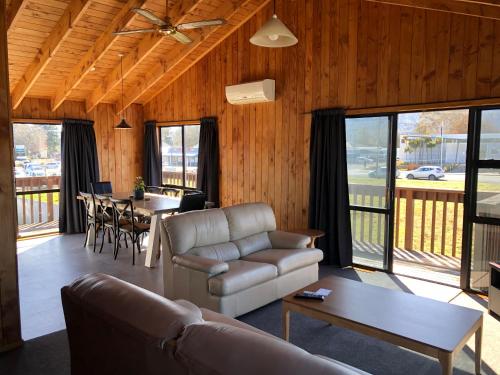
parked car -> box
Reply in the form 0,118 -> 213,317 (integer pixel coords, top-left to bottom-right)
368,167 -> 400,178
406,166 -> 445,180
25,164 -> 46,177
45,162 -> 61,176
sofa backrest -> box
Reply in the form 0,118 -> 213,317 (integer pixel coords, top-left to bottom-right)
61,273 -> 202,375
176,321 -> 361,375
223,202 -> 276,256
163,209 -> 239,261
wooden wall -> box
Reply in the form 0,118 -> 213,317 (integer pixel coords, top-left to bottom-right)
12,98 -> 144,192
144,0 -> 500,230
0,0 -> 22,351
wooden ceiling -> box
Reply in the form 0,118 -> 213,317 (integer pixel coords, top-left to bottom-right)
5,0 -> 500,115
6,0 -> 270,114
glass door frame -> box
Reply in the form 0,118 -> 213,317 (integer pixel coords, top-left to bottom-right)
461,105 -> 500,290
346,113 -> 398,272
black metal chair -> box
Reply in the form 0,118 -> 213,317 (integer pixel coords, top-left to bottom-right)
177,191 -> 207,213
109,198 -> 150,265
80,192 -> 100,253
91,181 -> 113,195
94,194 -> 117,254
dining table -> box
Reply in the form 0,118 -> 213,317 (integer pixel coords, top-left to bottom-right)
79,192 -> 181,268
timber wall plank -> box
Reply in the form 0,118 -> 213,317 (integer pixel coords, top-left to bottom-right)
144,0 -> 500,230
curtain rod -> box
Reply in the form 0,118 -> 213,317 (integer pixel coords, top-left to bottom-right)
156,119 -> 201,126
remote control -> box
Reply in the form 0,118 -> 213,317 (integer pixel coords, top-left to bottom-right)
294,293 -> 324,301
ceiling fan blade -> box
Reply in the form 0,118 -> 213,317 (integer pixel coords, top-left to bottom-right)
132,8 -> 167,26
169,31 -> 192,44
113,28 -> 157,36
176,18 -> 226,30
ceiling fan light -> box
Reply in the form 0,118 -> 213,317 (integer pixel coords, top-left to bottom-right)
250,14 -> 298,48
115,118 -> 132,130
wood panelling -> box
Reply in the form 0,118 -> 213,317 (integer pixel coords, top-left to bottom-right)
145,0 -> 500,230
0,0 -> 22,352
12,97 -> 144,192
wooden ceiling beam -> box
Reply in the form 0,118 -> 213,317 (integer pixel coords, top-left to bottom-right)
10,0 -> 93,109
115,0 -> 271,114
85,0 -> 201,113
364,0 -> 500,21
5,0 -> 29,32
50,0 -> 148,111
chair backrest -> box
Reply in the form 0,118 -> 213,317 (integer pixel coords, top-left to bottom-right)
91,181 -> 113,195
178,192 -> 207,213
79,191 -> 96,220
94,194 -> 112,223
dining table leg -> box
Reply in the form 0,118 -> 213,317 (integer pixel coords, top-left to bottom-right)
145,214 -> 161,268
86,226 -> 96,247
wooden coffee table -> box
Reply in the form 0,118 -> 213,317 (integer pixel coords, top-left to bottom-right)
282,276 -> 483,375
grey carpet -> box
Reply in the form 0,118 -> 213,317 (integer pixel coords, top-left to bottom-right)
0,266 -> 496,375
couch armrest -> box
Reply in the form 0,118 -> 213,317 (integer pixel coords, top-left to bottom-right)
172,254 -> 228,276
268,230 -> 310,249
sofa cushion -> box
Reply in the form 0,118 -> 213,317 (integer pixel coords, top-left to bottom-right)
187,242 -> 240,262
223,202 -> 276,241
164,208 -> 230,255
242,249 -> 324,275
208,260 -> 277,296
233,232 -> 272,257
176,322 -> 364,375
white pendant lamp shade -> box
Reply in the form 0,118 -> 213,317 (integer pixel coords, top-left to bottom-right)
250,14 -> 298,48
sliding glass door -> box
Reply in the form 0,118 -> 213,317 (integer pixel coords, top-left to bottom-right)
462,107 -> 500,291
346,115 -> 397,271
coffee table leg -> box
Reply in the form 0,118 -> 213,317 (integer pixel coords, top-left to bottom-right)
282,305 -> 290,341
438,351 -> 453,375
475,323 -> 482,375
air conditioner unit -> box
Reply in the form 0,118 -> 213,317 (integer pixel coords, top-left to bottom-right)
225,79 -> 275,105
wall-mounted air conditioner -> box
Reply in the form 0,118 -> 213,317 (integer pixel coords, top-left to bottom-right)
225,79 -> 275,105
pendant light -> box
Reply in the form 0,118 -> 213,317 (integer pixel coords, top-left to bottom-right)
115,53 -> 132,130
249,0 -> 297,48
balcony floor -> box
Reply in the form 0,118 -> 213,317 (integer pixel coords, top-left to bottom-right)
18,220 -> 59,238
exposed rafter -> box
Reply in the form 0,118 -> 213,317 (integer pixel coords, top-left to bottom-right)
115,0 -> 272,114
10,0 -> 93,109
85,0 -> 201,113
5,0 -> 29,32
50,0 -> 149,111
365,0 -> 500,21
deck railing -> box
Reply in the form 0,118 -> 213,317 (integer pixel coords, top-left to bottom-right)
15,176 -> 60,235
162,171 -> 197,189
349,184 -> 465,259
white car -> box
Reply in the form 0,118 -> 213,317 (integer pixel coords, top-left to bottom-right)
406,166 -> 445,180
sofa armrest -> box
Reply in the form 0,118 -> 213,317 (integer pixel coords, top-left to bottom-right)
268,230 -> 310,249
172,254 -> 228,276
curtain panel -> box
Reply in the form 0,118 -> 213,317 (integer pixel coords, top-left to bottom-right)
143,120 -> 161,186
197,117 -> 219,207
308,108 -> 353,267
59,119 -> 100,233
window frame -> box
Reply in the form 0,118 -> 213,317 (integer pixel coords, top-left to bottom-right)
158,123 -> 200,190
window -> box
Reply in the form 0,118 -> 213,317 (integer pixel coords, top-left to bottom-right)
160,125 -> 200,188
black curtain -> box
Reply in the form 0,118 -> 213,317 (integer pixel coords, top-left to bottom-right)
197,117 -> 219,207
143,120 -> 161,186
308,108 -> 352,267
59,119 -> 100,233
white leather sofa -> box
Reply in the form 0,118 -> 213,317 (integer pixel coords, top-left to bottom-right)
160,202 -> 324,317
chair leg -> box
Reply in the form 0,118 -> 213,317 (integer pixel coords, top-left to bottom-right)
124,235 -> 128,248
93,223 -> 97,253
99,227 -> 107,254
130,233 -> 136,265
114,232 -> 121,260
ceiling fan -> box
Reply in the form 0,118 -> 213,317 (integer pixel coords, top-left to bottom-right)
113,7 -> 226,44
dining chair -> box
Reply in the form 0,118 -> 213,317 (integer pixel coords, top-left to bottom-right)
146,185 -> 182,197
109,198 -> 150,265
91,181 -> 113,195
177,191 -> 207,213
80,192 -> 100,253
94,194 -> 117,254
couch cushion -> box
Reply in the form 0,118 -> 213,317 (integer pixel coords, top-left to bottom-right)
176,322 -> 364,375
223,202 -> 276,241
208,260 -> 277,296
242,249 -> 323,275
163,208 -> 230,255
187,242 -> 240,262
233,232 -> 272,257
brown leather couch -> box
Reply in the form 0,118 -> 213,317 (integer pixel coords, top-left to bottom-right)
62,273 -> 369,375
